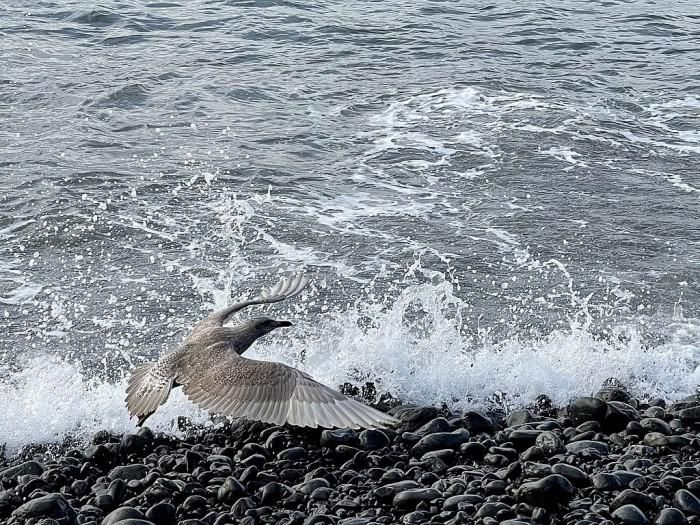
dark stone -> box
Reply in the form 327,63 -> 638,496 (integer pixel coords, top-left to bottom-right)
516,474 -> 575,508
320,429 -> 358,448
414,417 -> 452,437
359,429 -> 390,450
567,397 -> 607,424
462,411 -> 494,433
509,430 -> 542,450
304,516 -> 338,525
596,387 -> 633,404
374,480 -> 421,500
603,401 -> 640,432
611,504 -> 649,525
112,518 -> 156,525
411,429 -> 470,457
673,490 -> 700,516
640,418 -> 672,435
677,406 -> 700,424
392,488 -> 441,510
0,460 -> 44,481
507,409 -> 537,427
230,497 -> 256,519
11,493 -> 76,524
610,490 -> 656,512
145,502 -> 176,525
460,441 -> 487,460
295,478 -> 330,495
565,440 -> 609,455
655,508 -> 688,525
644,433 -> 670,447
108,464 -> 148,481
475,502 -> 511,518
391,405 -> 439,431
260,482 -> 288,505
593,473 -> 625,491
443,494 -> 484,511
277,447 -> 307,461
218,477 -> 246,504
119,433 -> 149,456
551,463 -> 589,487
535,431 -> 562,454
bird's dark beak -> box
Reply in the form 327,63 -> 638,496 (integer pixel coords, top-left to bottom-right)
275,320 -> 292,328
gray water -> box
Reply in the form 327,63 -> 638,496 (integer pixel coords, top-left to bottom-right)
1,0 -> 699,449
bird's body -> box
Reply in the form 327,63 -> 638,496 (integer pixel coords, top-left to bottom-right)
126,273 -> 397,429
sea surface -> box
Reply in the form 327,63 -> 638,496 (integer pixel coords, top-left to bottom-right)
1,0 -> 699,452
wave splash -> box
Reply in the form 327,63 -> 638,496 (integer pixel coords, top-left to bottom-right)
2,275 -> 698,455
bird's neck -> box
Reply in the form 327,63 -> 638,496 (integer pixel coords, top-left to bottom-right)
225,327 -> 264,355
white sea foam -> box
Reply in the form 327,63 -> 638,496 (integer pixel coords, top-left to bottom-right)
1,278 -> 697,455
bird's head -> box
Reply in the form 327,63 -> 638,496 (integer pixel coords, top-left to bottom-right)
250,316 -> 293,335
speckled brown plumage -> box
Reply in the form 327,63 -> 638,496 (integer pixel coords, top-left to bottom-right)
125,273 -> 398,429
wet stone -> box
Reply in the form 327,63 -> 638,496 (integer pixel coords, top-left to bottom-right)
551,463 -> 589,486
516,474 -> 575,508
640,418 -> 673,435
655,508 -> 688,525
277,447 -> 307,461
673,490 -> 700,516
411,429 -> 470,457
392,488 -> 442,510
108,464 -> 148,481
535,431 -> 562,455
565,440 -> 610,455
462,411 -> 494,434
145,502 -> 176,525
11,493 -> 76,524
568,397 -> 608,424
359,429 -> 390,450
611,504 -> 649,525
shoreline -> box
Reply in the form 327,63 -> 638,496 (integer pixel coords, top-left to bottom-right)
1,388 -> 699,525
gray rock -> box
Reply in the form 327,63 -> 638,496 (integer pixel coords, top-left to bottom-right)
644,432 -> 670,447
391,405 -> 439,431
359,429 -> 390,450
592,473 -> 624,491
108,464 -> 148,481
610,490 -> 656,512
551,463 -> 589,486
462,411 -> 494,433
565,440 -> 609,455
320,429 -> 358,448
411,429 -> 470,457
0,461 -> 44,481
12,493 -> 76,524
535,431 -> 562,454
516,474 -> 575,508
217,477 -> 246,504
295,478 -> 330,495
673,490 -> 700,516
612,504 -> 649,525
655,508 -> 688,525
640,417 -> 672,435
392,488 -> 441,510
145,502 -> 176,525
507,409 -> 537,427
677,406 -> 700,424
442,494 -> 483,511
567,397 -> 607,424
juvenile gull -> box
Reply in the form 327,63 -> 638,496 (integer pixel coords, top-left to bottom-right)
126,272 -> 397,429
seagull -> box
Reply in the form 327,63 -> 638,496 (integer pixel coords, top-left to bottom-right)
125,272 -> 397,429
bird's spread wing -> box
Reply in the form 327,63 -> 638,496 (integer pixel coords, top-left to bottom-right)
125,354 -> 178,420
206,272 -> 310,326
180,355 -> 397,429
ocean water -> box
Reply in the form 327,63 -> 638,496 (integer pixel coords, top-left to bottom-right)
1,0 -> 699,453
